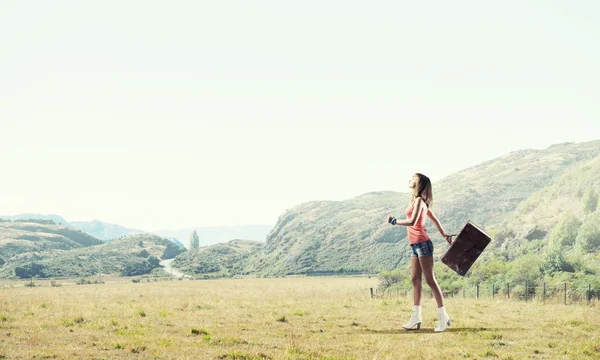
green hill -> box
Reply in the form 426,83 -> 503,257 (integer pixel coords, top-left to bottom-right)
173,239 -> 262,278
236,141 -> 600,276
495,153 -> 600,247
464,152 -> 600,291
0,221 -> 103,260
0,233 -> 186,279
154,225 -> 271,248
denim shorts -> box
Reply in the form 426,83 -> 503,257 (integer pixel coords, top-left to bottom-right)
410,240 -> 434,257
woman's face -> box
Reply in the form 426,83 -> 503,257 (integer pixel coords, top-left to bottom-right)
408,174 -> 418,189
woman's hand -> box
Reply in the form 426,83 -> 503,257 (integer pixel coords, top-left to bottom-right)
443,234 -> 453,244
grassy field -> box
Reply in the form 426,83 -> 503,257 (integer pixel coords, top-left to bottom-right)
0,277 -> 599,360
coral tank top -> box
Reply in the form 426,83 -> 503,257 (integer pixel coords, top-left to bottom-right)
405,200 -> 429,245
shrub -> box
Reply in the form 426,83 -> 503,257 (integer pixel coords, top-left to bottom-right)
507,254 -> 543,285
14,266 -> 30,279
548,213 -> 581,249
378,269 -> 409,290
576,211 -> 600,253
191,328 -> 209,336
582,186 -> 598,214
147,255 -> 160,267
76,278 -> 91,285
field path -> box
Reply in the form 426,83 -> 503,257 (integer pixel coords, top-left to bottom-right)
159,258 -> 186,278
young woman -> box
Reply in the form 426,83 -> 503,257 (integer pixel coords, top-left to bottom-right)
387,173 -> 453,332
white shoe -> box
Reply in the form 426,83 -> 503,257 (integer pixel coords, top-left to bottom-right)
434,306 -> 451,332
402,305 -> 422,330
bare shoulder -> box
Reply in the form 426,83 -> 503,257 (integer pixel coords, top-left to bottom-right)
413,197 -> 426,205
412,197 -> 427,209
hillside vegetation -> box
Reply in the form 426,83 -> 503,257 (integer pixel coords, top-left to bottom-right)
0,221 -> 103,260
173,239 -> 262,278
167,141 -> 600,296
0,228 -> 185,279
236,141 -> 600,276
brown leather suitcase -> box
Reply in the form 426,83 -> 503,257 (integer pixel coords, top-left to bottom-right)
441,221 -> 492,276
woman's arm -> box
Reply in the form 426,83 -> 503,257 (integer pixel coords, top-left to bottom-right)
427,209 -> 453,244
389,198 -> 424,226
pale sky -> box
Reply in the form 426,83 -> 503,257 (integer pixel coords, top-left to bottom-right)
1,1 -> 599,231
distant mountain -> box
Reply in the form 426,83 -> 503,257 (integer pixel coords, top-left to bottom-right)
0,214 -> 69,225
70,220 -> 144,241
0,214 -> 201,249
155,225 -> 271,248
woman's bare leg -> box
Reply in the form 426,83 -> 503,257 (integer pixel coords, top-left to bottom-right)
410,256 -> 422,305
418,256 -> 444,307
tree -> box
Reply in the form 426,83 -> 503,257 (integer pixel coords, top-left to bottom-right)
467,256 -> 508,286
147,255 -> 160,267
190,229 -> 200,250
575,211 -> 600,253
377,269 -> 409,290
507,254 -> 543,284
547,212 -> 581,249
14,266 -> 30,278
120,261 -> 152,276
542,247 -> 574,275
582,186 -> 598,214
14,262 -> 45,279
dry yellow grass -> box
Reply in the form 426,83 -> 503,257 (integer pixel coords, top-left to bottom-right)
0,277 -> 599,359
